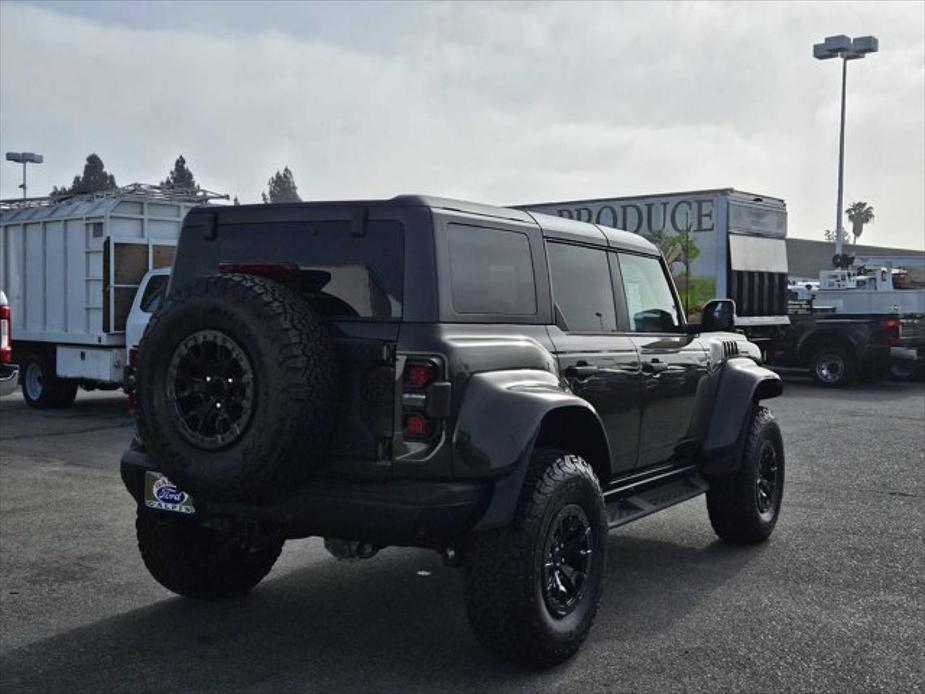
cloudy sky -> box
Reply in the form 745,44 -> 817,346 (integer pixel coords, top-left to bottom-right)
1,0 -> 923,248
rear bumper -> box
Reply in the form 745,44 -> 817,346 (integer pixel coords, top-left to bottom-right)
0,364 -> 18,398
892,345 -> 924,362
121,448 -> 492,549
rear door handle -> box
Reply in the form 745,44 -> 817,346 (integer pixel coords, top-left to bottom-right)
642,359 -> 669,373
564,363 -> 601,379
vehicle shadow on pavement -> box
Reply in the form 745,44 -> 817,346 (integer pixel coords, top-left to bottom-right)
0,529 -> 762,693
775,373 -> 924,400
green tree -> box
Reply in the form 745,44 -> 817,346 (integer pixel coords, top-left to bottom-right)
161,154 -> 198,190
845,201 -> 874,244
51,153 -> 117,195
261,166 -> 301,203
823,228 -> 847,243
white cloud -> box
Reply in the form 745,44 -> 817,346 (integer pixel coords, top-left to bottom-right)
1,0 -> 923,248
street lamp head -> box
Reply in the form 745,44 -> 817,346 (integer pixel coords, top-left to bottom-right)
5,152 -> 43,164
814,34 -> 879,60
814,34 -> 851,59
852,36 -> 879,55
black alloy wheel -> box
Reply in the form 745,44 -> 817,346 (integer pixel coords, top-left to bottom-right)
755,439 -> 781,521
166,329 -> 255,451
542,504 -> 594,618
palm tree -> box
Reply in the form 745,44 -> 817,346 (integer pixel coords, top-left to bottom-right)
823,228 -> 848,244
845,202 -> 874,245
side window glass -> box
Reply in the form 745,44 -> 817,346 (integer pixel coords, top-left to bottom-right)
547,243 -> 617,332
447,225 -> 537,315
617,254 -> 683,333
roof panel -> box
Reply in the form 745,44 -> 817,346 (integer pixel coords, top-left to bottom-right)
525,211 -> 607,245
597,224 -> 658,254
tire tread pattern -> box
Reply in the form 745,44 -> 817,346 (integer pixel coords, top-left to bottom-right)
706,406 -> 784,544
136,507 -> 282,599
135,273 -> 336,501
463,448 -> 606,668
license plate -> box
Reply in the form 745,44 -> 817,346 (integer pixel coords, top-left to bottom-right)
144,471 -> 195,515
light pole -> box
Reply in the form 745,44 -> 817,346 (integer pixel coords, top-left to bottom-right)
813,34 -> 878,266
5,152 -> 44,200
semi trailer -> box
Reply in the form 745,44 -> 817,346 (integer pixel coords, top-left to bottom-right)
517,188 -> 790,336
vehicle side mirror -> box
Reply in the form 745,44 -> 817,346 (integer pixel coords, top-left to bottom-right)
702,299 -> 736,332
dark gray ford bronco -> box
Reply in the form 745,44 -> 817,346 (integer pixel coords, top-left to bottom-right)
123,196 -> 784,667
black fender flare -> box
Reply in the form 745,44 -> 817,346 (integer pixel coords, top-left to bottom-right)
452,369 -> 609,531
700,357 -> 782,477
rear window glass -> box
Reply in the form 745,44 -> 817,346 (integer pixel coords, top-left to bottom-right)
139,274 -> 168,313
217,220 -> 404,319
447,225 -> 537,315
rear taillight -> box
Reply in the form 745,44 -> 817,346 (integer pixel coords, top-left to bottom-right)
404,361 -> 438,390
125,348 -> 139,413
403,412 -> 432,438
884,318 -> 902,346
401,358 -> 445,440
1,303 -> 11,364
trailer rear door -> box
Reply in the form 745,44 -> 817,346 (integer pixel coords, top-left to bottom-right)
728,233 -> 789,319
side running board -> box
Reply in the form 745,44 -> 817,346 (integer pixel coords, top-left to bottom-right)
603,465 -> 709,529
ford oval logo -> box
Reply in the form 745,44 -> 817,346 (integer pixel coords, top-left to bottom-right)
153,477 -> 188,505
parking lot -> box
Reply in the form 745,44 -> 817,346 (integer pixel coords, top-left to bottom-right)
0,376 -> 923,693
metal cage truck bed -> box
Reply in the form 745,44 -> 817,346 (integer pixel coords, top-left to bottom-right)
0,184 -> 226,407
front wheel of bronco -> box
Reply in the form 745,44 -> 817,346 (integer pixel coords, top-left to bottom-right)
463,449 -> 607,668
136,507 -> 283,599
706,406 -> 784,545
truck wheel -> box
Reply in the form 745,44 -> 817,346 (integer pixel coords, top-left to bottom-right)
890,360 -> 924,382
136,507 -> 283,599
706,406 -> 784,545
21,356 -> 77,409
463,449 -> 607,668
135,274 -> 336,501
810,346 -> 855,387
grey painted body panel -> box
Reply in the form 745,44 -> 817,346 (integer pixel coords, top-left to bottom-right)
124,194 -> 786,545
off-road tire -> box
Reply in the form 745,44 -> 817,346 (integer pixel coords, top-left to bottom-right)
136,507 -> 283,599
21,355 -> 77,409
463,449 -> 607,669
810,345 -> 856,387
135,273 -> 336,502
707,406 -> 784,544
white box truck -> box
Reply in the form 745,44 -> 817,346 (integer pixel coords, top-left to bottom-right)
517,188 -> 790,334
0,184 -> 226,407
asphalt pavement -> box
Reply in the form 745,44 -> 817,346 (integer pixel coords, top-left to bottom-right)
1,377 -> 923,693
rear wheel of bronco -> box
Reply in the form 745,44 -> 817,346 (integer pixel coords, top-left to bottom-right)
136,507 -> 283,599
21,356 -> 77,409
706,406 -> 784,545
810,345 -> 855,387
135,274 -> 336,501
463,449 -> 606,668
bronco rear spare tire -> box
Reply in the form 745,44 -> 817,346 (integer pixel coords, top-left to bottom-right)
135,273 -> 336,501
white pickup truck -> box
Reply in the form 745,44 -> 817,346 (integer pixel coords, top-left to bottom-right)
123,268 -> 169,403
0,289 -> 17,397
